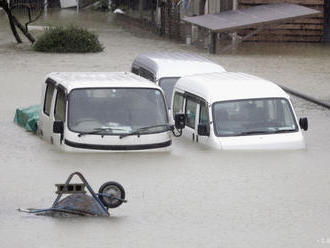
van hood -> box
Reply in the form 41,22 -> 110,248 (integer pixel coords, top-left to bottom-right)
218,132 -> 305,150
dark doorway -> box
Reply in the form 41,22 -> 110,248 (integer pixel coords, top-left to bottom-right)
324,0 -> 330,42
220,0 -> 232,12
199,0 -> 206,15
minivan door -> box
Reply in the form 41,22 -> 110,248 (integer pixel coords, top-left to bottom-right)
196,101 -> 210,145
183,96 -> 199,142
39,79 -> 56,142
52,86 -> 67,148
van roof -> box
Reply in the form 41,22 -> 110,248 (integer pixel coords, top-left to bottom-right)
47,72 -> 162,92
132,52 -> 226,80
175,72 -> 289,103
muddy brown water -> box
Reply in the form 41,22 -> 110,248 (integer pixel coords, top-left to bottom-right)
1,9 -> 330,248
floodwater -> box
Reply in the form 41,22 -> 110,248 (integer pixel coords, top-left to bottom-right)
1,9 -> 330,248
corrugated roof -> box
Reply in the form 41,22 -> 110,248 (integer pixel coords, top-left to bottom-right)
183,3 -> 319,32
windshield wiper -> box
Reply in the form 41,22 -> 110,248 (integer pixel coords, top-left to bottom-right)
236,128 -> 296,136
78,127 -> 126,137
119,124 -> 171,139
236,130 -> 274,136
271,129 -> 296,133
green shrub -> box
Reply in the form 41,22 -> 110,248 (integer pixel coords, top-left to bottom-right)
33,26 -> 104,53
99,0 -> 109,10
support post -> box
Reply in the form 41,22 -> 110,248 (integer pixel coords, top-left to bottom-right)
231,0 -> 238,47
138,0 -> 143,18
185,23 -> 192,44
44,0 -> 47,16
208,31 -> 216,54
221,26 -> 264,53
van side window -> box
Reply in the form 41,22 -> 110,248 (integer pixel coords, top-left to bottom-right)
199,102 -> 209,125
173,93 -> 184,116
139,68 -> 155,82
43,83 -> 55,116
54,88 -> 66,122
185,98 -> 198,129
131,67 -> 139,75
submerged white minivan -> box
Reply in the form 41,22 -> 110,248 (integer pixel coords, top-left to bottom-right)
171,72 -> 308,150
39,72 -> 184,152
131,52 -> 226,107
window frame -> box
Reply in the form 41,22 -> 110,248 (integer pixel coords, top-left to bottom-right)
67,87 -> 169,135
199,100 -> 210,126
211,97 -> 299,137
54,85 -> 67,122
131,66 -> 139,75
158,77 -> 180,108
43,78 -> 56,116
172,91 -> 185,118
139,68 -> 156,82
185,96 -> 199,129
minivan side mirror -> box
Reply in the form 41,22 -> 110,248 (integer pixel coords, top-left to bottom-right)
53,120 -> 64,134
299,117 -> 308,131
198,124 -> 210,136
174,113 -> 186,129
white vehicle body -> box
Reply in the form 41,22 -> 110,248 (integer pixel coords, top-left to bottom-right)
39,72 -> 172,152
131,52 -> 226,108
60,0 -> 77,8
171,72 -> 307,150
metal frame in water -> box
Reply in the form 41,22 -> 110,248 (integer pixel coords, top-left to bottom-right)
18,171 -> 127,216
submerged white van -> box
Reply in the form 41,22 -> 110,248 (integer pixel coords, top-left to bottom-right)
39,72 -> 182,152
171,72 -> 308,150
131,52 -> 226,107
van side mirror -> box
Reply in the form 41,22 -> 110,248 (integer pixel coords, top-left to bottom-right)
53,120 -> 64,134
198,124 -> 210,136
174,113 -> 186,129
299,117 -> 308,131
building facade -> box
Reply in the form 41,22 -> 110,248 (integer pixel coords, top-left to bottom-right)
119,0 -> 328,43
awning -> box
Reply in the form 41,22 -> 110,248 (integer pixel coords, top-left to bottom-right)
183,3 -> 319,33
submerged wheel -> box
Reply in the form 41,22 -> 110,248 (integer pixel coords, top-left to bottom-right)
98,181 -> 126,209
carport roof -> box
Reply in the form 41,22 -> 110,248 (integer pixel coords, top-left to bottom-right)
183,3 -> 319,32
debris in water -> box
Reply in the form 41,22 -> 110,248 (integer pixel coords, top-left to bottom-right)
18,172 -> 127,217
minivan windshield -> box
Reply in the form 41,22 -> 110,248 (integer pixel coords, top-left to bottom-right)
68,88 -> 168,135
212,98 -> 298,137
158,77 -> 179,107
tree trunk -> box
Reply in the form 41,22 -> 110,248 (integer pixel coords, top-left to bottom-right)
0,0 -> 22,43
12,16 -> 35,43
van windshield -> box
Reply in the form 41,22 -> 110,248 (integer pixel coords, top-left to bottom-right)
158,77 -> 179,107
68,88 -> 168,135
212,98 -> 298,137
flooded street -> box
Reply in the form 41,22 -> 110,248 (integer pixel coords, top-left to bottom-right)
1,9 -> 330,248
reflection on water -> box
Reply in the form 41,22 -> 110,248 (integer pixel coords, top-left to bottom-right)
0,9 -> 330,248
